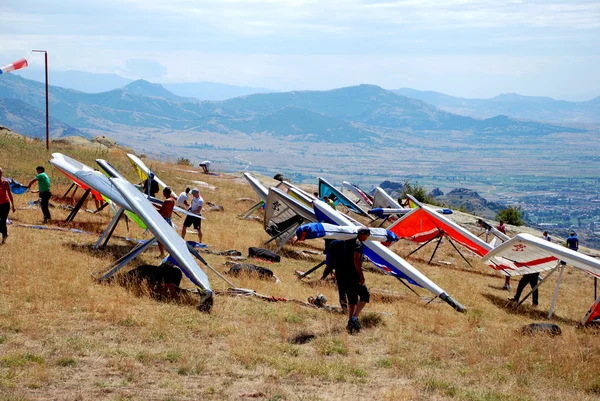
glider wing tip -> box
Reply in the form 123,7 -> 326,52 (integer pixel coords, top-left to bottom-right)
440,292 -> 467,313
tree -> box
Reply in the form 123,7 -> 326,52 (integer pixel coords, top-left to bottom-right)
401,180 -> 443,206
495,206 -> 524,226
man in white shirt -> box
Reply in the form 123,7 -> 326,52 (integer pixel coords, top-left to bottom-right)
176,187 -> 190,209
182,188 -> 204,243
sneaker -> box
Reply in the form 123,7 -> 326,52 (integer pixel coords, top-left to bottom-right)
503,284 -> 512,291
347,318 -> 361,334
1,235 -> 6,245
507,297 -> 518,302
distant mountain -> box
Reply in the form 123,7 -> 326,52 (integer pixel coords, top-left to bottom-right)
16,69 -> 276,100
0,74 -> 585,143
162,82 -> 277,101
393,88 -> 600,123
16,69 -> 134,94
435,188 -> 503,219
122,80 -> 195,102
0,98 -> 89,139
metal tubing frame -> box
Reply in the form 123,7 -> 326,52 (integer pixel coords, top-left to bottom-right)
93,208 -> 125,249
242,201 -> 264,219
186,244 -> 237,288
65,188 -> 91,222
93,237 -> 158,281
515,263 -> 561,308
548,265 -> 566,318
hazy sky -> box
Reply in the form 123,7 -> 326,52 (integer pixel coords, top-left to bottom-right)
1,0 -> 599,100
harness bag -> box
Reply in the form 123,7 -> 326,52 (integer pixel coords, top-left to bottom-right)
248,247 -> 281,263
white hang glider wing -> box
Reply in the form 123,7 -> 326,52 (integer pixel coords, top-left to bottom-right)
483,233 -> 600,278
312,199 -> 465,312
342,181 -> 374,207
110,176 -> 213,294
243,172 -> 269,203
296,222 -> 398,243
264,187 -> 316,237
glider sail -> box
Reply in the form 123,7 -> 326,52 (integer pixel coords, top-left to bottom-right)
482,233 -> 600,278
264,187 -> 316,237
318,177 -> 374,220
127,154 -> 168,189
0,58 -> 28,75
312,200 -> 466,312
342,181 -> 373,207
388,197 -> 492,258
110,176 -> 212,293
243,172 -> 268,202
296,223 -> 398,243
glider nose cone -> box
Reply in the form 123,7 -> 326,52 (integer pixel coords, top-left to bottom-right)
198,290 -> 214,313
440,293 -> 466,313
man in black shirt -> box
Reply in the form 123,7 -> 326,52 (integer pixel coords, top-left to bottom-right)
341,228 -> 371,333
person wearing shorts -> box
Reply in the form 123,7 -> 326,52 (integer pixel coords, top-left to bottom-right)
335,228 -> 371,334
182,188 -> 203,243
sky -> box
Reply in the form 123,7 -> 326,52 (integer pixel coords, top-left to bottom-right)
1,0 -> 599,100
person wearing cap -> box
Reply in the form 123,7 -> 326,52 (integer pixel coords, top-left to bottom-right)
182,188 -> 204,243
335,228 -> 371,334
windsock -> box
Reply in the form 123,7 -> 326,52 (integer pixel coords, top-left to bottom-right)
0,58 -> 28,75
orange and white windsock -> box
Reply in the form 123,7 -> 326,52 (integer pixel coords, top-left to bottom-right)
0,58 -> 28,75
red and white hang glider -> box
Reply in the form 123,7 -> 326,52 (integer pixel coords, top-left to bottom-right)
483,233 -> 600,324
388,195 -> 493,261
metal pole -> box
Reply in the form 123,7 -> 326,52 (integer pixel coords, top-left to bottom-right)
44,52 -> 49,151
32,50 -> 49,150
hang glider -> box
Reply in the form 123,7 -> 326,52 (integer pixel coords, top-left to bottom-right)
0,58 -> 28,75
127,153 -> 168,190
275,181 -> 316,206
387,195 -> 492,266
312,199 -> 466,312
296,222 -> 398,243
264,187 -> 316,250
369,187 -> 451,219
483,233 -> 600,323
108,176 -> 213,304
318,177 -> 374,221
342,181 -> 373,207
243,172 -> 268,202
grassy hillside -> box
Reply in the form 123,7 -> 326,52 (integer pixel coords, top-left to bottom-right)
1,131 -> 600,400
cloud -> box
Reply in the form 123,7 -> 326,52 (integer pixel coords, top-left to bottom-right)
0,0 -> 598,99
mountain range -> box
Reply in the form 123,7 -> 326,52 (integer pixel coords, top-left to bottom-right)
15,69 -> 276,100
0,74 -> 587,143
393,88 -> 600,124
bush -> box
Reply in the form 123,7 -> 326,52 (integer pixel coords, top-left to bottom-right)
176,157 -> 192,166
495,206 -> 524,226
401,181 -> 441,206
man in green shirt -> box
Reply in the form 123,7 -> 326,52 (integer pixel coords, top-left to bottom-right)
28,166 -> 52,223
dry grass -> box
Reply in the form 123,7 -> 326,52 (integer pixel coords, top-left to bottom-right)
1,133 -> 600,400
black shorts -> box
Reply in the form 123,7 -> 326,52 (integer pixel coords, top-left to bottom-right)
338,282 -> 370,305
183,215 -> 202,230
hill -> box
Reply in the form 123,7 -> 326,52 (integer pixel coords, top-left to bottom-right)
394,88 -> 600,123
1,133 -> 600,400
16,69 -> 277,100
0,98 -> 89,139
435,188 -> 503,219
0,75 -> 583,144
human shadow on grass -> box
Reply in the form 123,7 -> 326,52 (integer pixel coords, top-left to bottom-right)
482,293 -> 579,325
